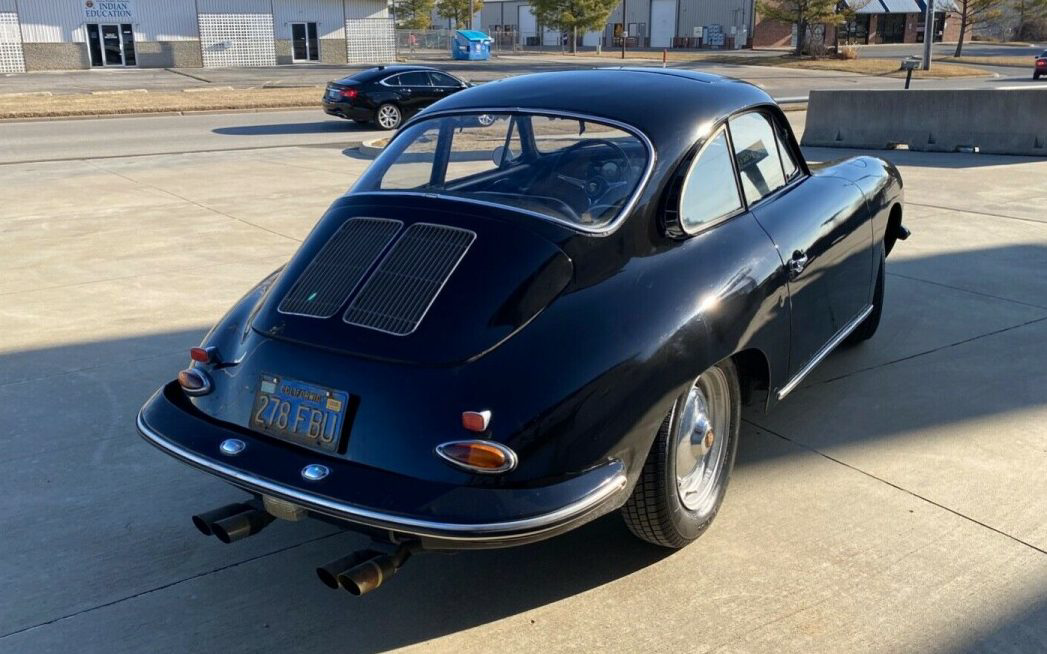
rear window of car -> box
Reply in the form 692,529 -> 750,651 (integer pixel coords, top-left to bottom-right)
352,112 -> 651,231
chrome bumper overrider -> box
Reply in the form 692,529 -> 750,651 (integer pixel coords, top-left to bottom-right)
137,410 -> 628,543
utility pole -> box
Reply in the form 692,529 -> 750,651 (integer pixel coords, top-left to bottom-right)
922,0 -> 933,70
469,0 -> 475,29
621,0 -> 627,58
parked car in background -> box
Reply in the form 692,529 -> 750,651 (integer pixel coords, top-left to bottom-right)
1035,51 -> 1046,80
139,69 -> 909,596
322,65 -> 470,130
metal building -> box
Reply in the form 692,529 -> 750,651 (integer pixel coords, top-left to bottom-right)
440,0 -> 754,50
1,0 -> 394,72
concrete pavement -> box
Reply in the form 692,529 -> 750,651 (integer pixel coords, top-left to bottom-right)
1,112 -> 1046,652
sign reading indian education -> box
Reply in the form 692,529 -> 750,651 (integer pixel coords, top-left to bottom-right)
82,1 -> 135,21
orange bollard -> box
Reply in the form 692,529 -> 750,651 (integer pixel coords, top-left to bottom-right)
662,48 -> 667,67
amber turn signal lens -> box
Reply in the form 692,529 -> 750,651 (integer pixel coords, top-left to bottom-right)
435,440 -> 517,474
177,368 -> 213,396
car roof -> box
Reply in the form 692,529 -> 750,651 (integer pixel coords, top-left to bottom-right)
415,68 -> 775,153
337,65 -> 441,84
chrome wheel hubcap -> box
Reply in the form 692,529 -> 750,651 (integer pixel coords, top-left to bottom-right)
378,105 -> 399,129
674,367 -> 730,514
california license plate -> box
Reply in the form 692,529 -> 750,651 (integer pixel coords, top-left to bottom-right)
250,374 -> 348,452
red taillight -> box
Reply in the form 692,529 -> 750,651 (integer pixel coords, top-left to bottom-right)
189,346 -> 218,363
462,410 -> 491,433
341,88 -> 358,100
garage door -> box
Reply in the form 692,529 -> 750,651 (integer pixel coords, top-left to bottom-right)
518,5 -> 537,45
0,12 -> 25,73
650,0 -> 676,48
582,30 -> 601,46
542,25 -> 559,46
198,13 -> 276,67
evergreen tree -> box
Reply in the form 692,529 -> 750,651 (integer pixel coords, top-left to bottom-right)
395,0 -> 436,30
530,0 -> 620,53
757,0 -> 842,56
437,0 -> 484,29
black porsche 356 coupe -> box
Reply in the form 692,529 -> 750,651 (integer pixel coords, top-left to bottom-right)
138,69 -> 908,595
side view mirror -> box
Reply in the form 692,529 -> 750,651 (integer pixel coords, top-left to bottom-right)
491,145 -> 507,166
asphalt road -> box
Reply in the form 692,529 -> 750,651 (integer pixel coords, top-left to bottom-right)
3,56 -> 1045,166
0,110 -> 385,164
1,110 -> 1046,652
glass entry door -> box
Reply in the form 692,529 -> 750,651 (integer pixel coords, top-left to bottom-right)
291,22 -> 319,61
86,23 -> 137,67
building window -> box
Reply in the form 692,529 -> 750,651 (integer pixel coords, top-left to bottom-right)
291,22 -> 319,61
86,23 -> 136,67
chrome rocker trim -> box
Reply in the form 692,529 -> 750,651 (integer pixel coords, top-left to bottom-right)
136,410 -> 628,542
776,304 -> 873,401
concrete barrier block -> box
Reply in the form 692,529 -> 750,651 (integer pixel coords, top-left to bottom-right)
802,89 -> 1047,157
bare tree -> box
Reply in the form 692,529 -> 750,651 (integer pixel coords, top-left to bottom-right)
953,0 -> 1004,56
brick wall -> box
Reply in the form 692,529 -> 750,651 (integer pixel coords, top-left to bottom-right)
753,16 -> 793,47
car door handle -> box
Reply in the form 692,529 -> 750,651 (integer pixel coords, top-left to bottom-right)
788,250 -> 809,279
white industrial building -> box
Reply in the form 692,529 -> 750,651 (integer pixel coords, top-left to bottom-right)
432,0 -> 754,50
0,0 -> 395,73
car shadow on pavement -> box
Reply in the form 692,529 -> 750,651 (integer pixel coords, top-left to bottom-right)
212,121 -> 367,136
3,246 -> 1047,650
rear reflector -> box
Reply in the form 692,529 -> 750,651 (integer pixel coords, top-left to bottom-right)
461,410 -> 491,433
189,346 -> 217,364
178,368 -> 213,396
435,440 -> 517,474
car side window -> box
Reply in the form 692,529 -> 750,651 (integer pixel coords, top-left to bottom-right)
429,72 -> 462,87
382,75 -> 400,86
399,72 -> 432,87
728,112 -> 787,205
678,128 -> 743,232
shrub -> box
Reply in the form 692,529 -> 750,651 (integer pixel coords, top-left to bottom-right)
837,44 -> 859,59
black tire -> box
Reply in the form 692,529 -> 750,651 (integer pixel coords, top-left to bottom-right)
375,103 -> 402,130
845,246 -> 886,344
1035,72 -> 1042,80
621,359 -> 741,548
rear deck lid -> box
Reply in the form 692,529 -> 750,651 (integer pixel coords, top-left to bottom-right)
251,194 -> 573,365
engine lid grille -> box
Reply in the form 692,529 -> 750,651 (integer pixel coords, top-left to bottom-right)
343,223 -> 476,336
278,217 -> 403,318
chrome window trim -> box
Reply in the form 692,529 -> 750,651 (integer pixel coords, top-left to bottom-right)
137,409 -> 627,540
676,124 -> 745,236
378,74 -> 401,87
352,107 -> 657,236
777,304 -> 873,400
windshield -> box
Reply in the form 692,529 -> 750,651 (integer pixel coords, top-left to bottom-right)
352,112 -> 650,230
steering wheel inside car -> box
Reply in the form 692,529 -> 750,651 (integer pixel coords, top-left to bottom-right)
552,138 -> 632,201
524,138 -> 633,221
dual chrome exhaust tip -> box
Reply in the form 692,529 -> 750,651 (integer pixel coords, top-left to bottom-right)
192,500 -> 417,595
316,544 -> 416,596
191,502 -> 275,544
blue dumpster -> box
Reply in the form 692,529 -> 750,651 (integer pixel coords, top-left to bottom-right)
452,30 -> 493,61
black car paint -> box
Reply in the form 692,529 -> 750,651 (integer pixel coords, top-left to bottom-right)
139,69 -> 904,549
322,65 -> 468,124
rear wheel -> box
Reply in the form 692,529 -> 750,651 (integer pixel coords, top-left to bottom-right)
1035,72 -> 1042,80
621,359 -> 740,548
845,246 -> 886,344
375,103 -> 402,130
